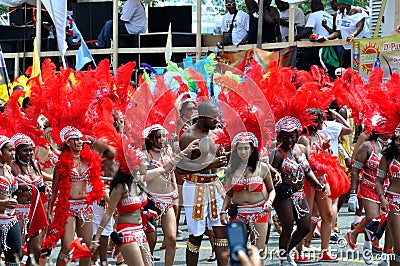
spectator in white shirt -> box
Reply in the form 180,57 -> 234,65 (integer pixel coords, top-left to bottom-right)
97,0 -> 147,48
295,0 -> 333,70
221,0 -> 249,45
275,0 -> 304,42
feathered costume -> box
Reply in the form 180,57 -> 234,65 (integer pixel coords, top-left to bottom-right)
253,62 -> 349,198
0,90 -> 47,147
26,59 -> 104,252
215,62 -> 275,156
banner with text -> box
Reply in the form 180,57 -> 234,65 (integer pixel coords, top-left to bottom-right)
353,34 -> 400,80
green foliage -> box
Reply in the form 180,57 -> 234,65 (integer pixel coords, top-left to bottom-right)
299,0 -> 369,15
236,0 -> 248,13
0,5 -> 9,15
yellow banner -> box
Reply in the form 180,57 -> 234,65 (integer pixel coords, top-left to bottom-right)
353,34 -> 400,79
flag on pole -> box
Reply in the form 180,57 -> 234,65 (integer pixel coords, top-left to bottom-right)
32,38 -> 42,79
72,20 -> 95,70
0,48 -> 8,86
41,0 -> 68,67
165,23 -> 172,65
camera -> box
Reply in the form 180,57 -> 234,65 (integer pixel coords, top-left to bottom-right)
226,221 -> 248,265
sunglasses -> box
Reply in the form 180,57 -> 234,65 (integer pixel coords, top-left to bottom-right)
225,3 -> 236,7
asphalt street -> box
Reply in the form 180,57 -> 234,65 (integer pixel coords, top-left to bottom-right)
45,202 -> 388,265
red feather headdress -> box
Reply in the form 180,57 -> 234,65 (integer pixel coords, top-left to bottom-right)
126,73 -> 179,148
216,70 -> 275,152
0,90 -> 47,147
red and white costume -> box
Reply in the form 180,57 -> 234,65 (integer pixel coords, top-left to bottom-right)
359,141 -> 384,203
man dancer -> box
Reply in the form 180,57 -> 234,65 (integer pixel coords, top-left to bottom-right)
178,101 -> 228,266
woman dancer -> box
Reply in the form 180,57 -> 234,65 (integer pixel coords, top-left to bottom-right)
11,133 -> 49,266
347,121 -> 391,259
42,126 -> 103,266
0,135 -> 22,265
297,108 -> 339,262
220,132 -> 275,258
270,116 -> 327,266
377,127 -> 400,266
141,124 -> 198,266
92,169 -> 151,266
91,133 -> 199,266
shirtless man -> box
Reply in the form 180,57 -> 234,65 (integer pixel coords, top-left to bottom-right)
178,101 -> 228,266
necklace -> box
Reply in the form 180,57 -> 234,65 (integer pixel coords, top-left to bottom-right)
377,137 -> 390,146
240,162 -> 247,167
73,155 -> 82,172
17,159 -> 30,165
148,149 -> 171,187
376,137 -> 390,154
17,158 -> 33,175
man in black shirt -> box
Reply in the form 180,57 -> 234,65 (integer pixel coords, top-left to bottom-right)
245,0 -> 281,44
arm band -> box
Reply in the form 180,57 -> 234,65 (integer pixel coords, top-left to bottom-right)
352,160 -> 364,170
377,169 -> 387,179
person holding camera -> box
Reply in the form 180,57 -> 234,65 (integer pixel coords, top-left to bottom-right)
220,0 -> 249,46
270,116 -> 327,266
220,132 -> 275,259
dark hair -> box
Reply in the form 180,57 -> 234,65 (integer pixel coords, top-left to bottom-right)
302,108 -> 324,134
22,97 -> 30,110
312,1 -> 324,12
309,108 -> 324,124
382,136 -> 400,161
15,144 -> 40,175
144,130 -> 156,151
229,144 -> 259,174
366,131 -> 379,141
13,85 -> 24,91
110,170 -> 134,193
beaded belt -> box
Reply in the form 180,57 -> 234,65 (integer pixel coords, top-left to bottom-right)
185,173 -> 218,183
186,174 -> 221,221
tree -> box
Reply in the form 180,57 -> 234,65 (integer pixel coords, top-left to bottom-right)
0,5 -> 9,15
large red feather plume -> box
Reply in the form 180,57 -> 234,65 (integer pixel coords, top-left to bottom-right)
0,90 -> 47,147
